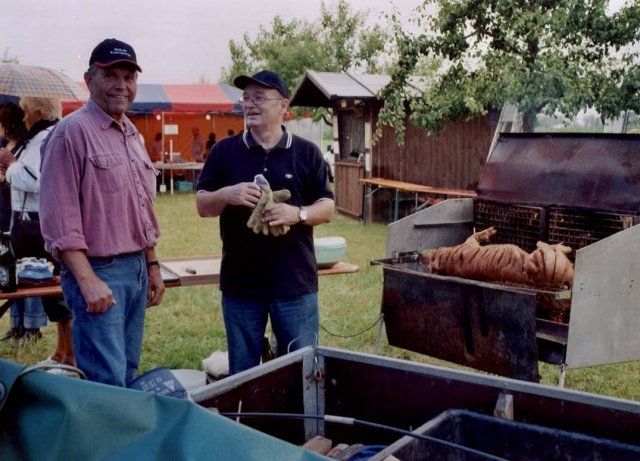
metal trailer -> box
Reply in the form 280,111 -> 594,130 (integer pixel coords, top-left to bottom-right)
191,346 -> 640,460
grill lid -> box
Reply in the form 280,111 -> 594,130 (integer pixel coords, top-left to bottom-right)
477,133 -> 640,213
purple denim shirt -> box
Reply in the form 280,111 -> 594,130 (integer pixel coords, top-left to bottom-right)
40,99 -> 160,260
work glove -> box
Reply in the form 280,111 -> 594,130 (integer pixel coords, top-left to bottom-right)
246,175 -> 291,236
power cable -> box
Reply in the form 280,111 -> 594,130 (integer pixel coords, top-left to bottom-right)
319,313 -> 381,339
219,411 -> 507,461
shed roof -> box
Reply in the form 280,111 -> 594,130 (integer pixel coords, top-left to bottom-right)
289,70 -> 425,108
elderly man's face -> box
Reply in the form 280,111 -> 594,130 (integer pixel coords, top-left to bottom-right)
85,64 -> 137,122
241,83 -> 287,129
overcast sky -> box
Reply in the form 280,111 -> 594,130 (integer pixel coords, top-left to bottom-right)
2,0 -> 628,85
2,0 -> 423,84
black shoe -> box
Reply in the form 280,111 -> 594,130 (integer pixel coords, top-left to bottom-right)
0,327 -> 22,341
19,328 -> 43,345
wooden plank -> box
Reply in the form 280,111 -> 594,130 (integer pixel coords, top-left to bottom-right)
326,443 -> 349,458
302,435 -> 333,455
318,261 -> 359,276
160,256 -> 220,286
360,177 -> 476,198
333,444 -> 363,460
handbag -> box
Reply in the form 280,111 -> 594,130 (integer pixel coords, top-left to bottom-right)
10,194 -> 47,260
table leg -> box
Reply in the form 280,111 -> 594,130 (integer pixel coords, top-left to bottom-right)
362,185 -> 367,225
393,189 -> 400,222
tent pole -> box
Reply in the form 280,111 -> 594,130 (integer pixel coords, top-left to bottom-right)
159,112 -> 167,193
169,138 -> 174,195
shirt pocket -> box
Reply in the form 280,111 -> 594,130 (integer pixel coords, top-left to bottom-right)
89,153 -> 126,194
141,158 -> 158,199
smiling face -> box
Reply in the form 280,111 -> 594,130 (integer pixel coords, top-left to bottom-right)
241,83 -> 287,130
85,64 -> 138,122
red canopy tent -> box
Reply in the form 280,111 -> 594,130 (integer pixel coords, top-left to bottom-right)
62,83 -> 245,193
62,83 -> 245,162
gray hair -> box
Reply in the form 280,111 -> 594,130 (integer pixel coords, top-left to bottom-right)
19,97 -> 62,121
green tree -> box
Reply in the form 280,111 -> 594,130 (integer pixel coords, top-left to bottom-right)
220,0 -> 389,94
378,0 -> 640,142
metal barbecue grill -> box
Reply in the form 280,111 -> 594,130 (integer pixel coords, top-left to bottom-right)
378,133 -> 640,382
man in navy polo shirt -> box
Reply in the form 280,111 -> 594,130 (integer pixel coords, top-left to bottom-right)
196,70 -> 334,374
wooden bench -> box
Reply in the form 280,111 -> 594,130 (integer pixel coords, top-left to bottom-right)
359,177 -> 476,223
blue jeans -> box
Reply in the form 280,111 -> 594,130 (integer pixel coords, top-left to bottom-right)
10,298 -> 48,330
61,252 -> 147,387
221,292 -> 319,374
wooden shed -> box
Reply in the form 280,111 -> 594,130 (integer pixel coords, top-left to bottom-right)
290,70 -> 499,222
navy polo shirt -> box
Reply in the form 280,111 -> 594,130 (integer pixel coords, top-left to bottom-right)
197,129 -> 334,298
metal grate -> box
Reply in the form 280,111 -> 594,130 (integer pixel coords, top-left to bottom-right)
473,201 -> 546,253
548,207 -> 639,252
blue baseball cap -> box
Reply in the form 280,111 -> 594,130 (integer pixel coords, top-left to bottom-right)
89,38 -> 142,72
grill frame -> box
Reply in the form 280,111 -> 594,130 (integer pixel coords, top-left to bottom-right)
383,193 -> 640,380
380,133 -> 640,381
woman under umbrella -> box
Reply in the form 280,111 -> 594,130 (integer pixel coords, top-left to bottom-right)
0,97 -> 75,367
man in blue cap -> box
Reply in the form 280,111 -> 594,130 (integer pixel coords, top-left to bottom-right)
40,38 -> 164,386
196,70 -> 334,374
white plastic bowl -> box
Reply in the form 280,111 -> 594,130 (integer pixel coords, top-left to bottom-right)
314,236 -> 347,268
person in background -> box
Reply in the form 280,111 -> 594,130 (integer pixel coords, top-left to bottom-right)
148,132 -> 163,162
0,98 -> 75,365
324,144 -> 335,183
205,132 -> 216,158
192,126 -> 205,162
0,103 -> 27,233
226,129 -> 235,138
196,70 -> 334,374
40,38 -> 164,386
0,102 -> 30,341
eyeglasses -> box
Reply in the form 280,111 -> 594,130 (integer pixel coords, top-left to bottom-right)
240,95 -> 284,106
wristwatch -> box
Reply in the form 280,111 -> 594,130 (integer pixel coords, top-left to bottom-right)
298,206 -> 307,224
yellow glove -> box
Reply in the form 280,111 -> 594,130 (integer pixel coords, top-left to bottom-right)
246,188 -> 291,236
246,189 -> 272,235
266,189 -> 291,236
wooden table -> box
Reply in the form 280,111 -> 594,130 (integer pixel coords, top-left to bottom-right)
0,256 -> 359,318
359,177 -> 477,223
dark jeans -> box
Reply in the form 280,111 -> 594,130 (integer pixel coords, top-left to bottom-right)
221,292 -> 319,374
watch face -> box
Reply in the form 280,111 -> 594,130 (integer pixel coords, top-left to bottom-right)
299,207 -> 307,222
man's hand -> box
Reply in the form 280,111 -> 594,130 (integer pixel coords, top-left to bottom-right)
247,188 -> 292,236
78,275 -> 117,313
247,188 -> 273,235
61,250 -> 116,313
225,182 -> 262,207
146,265 -> 165,306
197,182 -> 261,218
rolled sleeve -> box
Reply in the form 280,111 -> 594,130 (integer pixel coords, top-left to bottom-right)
40,127 -> 87,261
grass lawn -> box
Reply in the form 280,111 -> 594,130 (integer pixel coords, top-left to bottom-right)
2,192 -> 640,402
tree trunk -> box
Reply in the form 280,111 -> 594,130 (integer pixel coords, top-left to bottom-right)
522,113 -> 536,132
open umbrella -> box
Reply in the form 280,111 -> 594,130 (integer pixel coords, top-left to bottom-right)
0,63 -> 88,102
